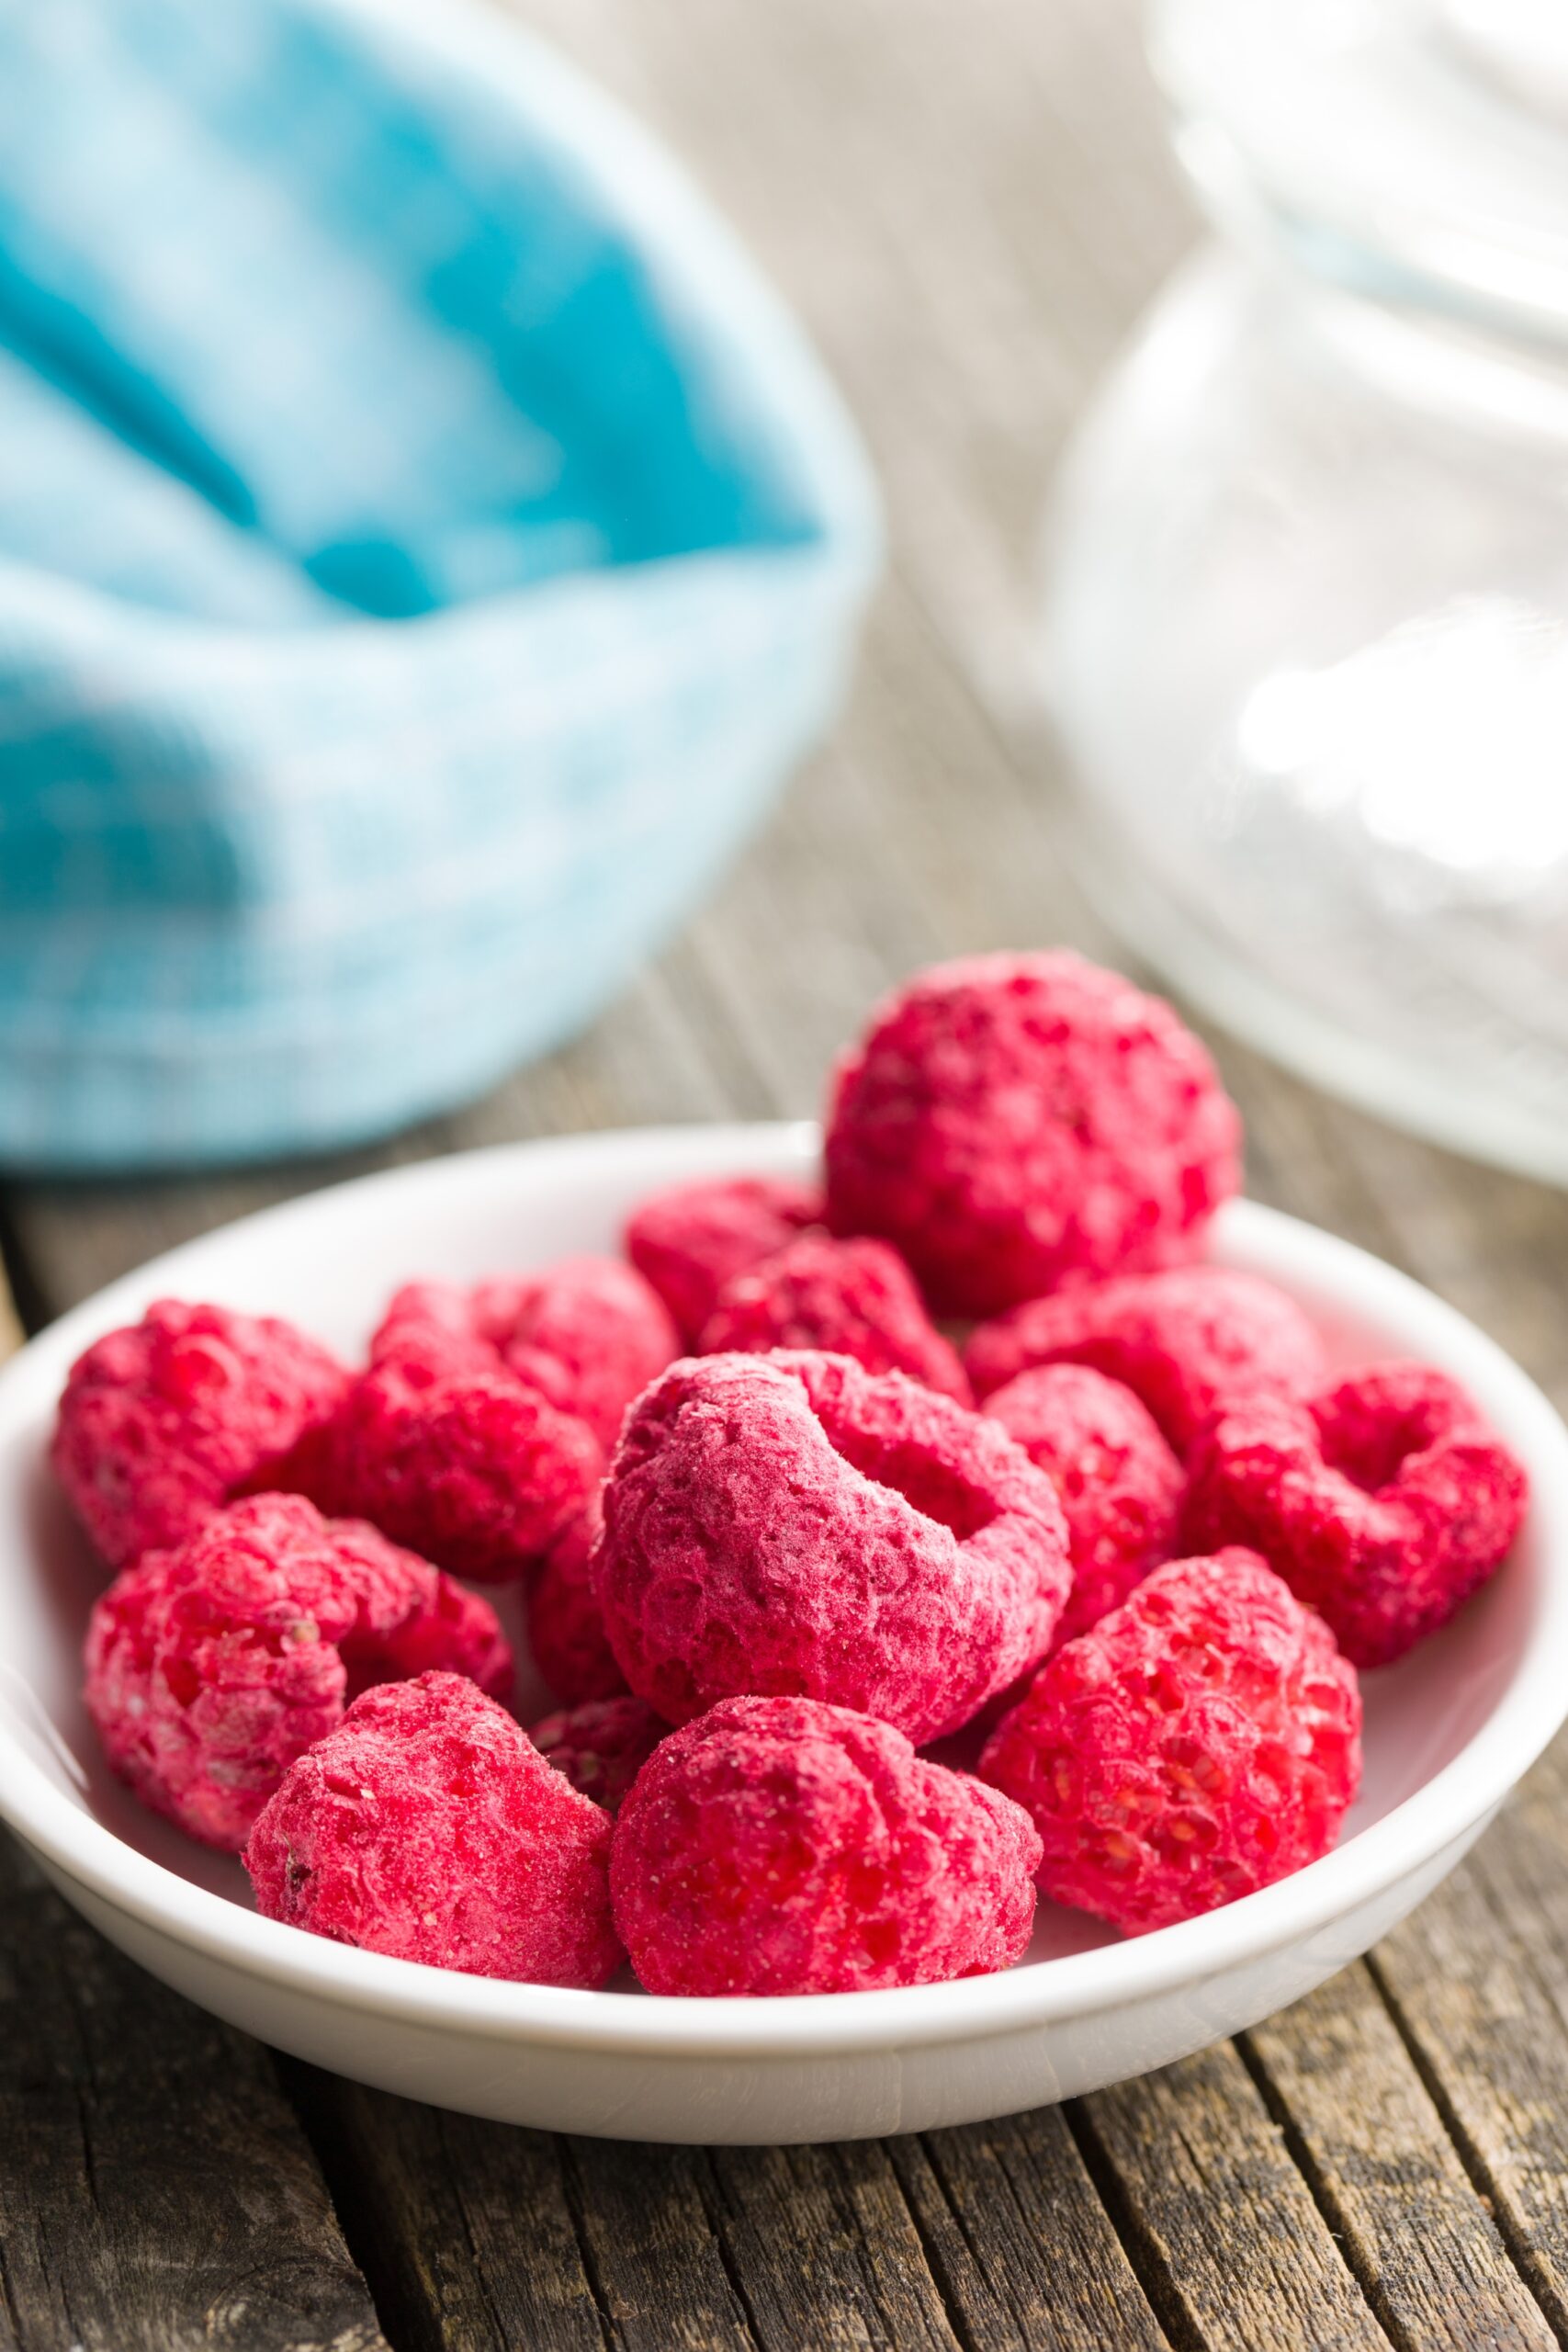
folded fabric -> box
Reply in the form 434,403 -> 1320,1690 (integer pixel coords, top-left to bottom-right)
0,0 -> 878,1168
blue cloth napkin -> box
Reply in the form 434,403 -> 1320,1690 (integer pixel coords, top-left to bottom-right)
0,0 -> 878,1168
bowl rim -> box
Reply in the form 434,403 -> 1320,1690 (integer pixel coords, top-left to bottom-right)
2,1121 -> 1566,2060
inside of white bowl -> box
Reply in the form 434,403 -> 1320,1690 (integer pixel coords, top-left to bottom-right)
0,1124 -> 1548,1984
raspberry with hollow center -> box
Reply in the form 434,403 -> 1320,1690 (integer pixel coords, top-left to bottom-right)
373,1258 -> 677,1451
625,1173 -> 823,1343
966,1265 -> 1326,1455
527,1494 -> 628,1706
52,1297 -> 348,1568
979,1550 -> 1361,1936
610,1694 -> 1042,1994
84,1494 -> 511,1849
824,953 -> 1241,1317
1182,1360 -> 1528,1667
593,1349 -> 1072,1744
983,1364 -> 1183,1646
311,1339 -> 602,1584
531,1694 -> 666,1811
244,1671 -> 623,1987
698,1232 -> 970,1400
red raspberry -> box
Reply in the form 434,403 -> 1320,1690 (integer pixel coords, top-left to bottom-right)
366,1281 -> 493,1379
527,1494 -> 628,1705
84,1495 -> 511,1849
698,1233 -> 970,1400
967,1265 -> 1325,1454
980,1551 -> 1360,1936
983,1365 -> 1183,1646
594,1350 -> 1071,1744
315,1341 -> 602,1583
824,953 -> 1240,1317
610,1695 -> 1042,1995
244,1671 -> 622,1987
531,1695 -> 666,1811
373,1258 -> 676,1450
1182,1362 -> 1529,1668
625,1174 -> 822,1343
52,1298 -> 348,1568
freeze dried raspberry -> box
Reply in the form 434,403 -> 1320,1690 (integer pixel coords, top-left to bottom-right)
699,1233 -> 969,1400
967,1265 -> 1325,1454
527,1494 -> 628,1705
611,1695 -> 1041,1994
824,953 -> 1240,1317
245,1671 -> 622,1986
980,1551 -> 1360,1936
625,1174 -> 823,1342
85,1495 -> 511,1849
373,1259 -> 676,1450
52,1298 -> 348,1568
1183,1362 -> 1528,1668
595,1350 -> 1071,1743
984,1365 -> 1183,1645
317,1343 -> 601,1583
532,1695 -> 666,1811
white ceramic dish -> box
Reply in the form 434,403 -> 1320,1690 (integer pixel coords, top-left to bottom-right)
1,1125 -> 1565,2146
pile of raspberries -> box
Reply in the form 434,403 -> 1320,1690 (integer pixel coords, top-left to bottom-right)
55,951 -> 1528,1996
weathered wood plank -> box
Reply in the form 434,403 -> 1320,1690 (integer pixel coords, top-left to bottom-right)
280,2071 -> 611,2352
887,2109 -> 1169,2351
0,1838 -> 386,2352
698,2141 -> 963,2352
1367,1746 -> 1568,2341
1243,1963 -> 1554,2350
551,2139 -> 757,2352
1077,2041 -> 1390,2352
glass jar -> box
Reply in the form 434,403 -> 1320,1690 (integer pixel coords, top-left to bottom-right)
1042,0 -> 1568,1180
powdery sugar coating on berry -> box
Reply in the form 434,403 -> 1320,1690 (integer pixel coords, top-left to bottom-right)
625,1174 -> 822,1343
610,1695 -> 1042,1995
85,1495 -> 511,1849
980,1551 -> 1360,1936
594,1350 -> 1072,1743
531,1695 -> 666,1811
698,1233 -> 970,1400
318,1341 -> 602,1584
967,1264 -> 1326,1454
824,954 -> 1241,1317
52,1298 -> 348,1568
527,1494 -> 628,1706
1183,1361 -> 1529,1668
983,1365 -> 1184,1646
245,1671 -> 622,1986
373,1260 -> 677,1450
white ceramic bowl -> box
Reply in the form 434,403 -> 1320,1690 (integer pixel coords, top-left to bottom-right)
1,1125 -> 1565,2146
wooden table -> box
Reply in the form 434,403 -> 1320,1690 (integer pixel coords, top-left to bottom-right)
6,2 -> 1568,2345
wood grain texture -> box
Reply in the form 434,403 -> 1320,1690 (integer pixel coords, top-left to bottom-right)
1243,1967 -> 1555,2351
6,0 -> 1568,2346
0,1840 -> 384,2352
1369,1752 -> 1568,2341
1077,2043 -> 1388,2352
887,2112 -> 1169,2350
281,2072 -> 610,2352
697,2142 -> 964,2352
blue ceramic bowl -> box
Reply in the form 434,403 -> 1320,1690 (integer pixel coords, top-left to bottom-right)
0,0 -> 879,1168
